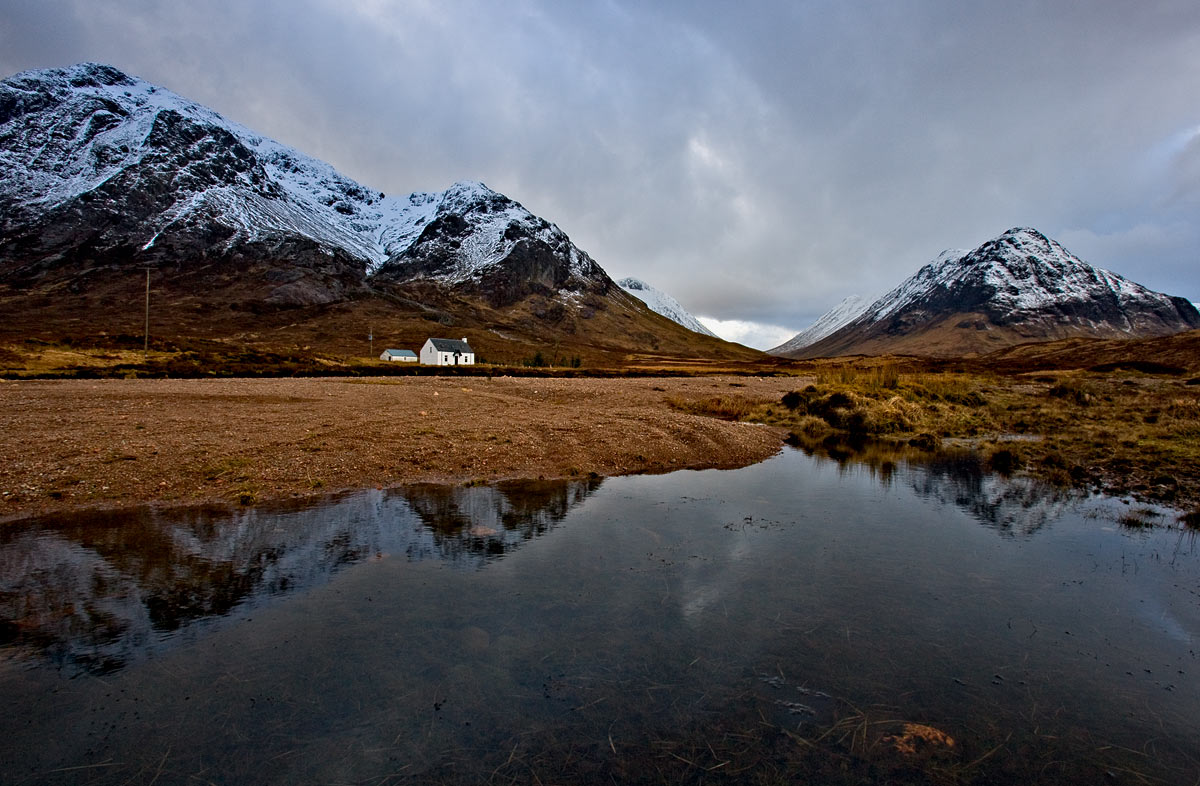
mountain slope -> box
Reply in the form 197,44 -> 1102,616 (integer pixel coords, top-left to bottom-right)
980,328 -> 1200,374
616,278 -> 717,337
1,63 -> 392,303
768,294 -> 867,354
0,63 -> 765,363
782,228 -> 1200,359
373,181 -> 612,309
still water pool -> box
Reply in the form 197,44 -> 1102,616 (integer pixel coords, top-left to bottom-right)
1,447 -> 1197,784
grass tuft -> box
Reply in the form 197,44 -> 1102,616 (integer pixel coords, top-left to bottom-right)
665,395 -> 757,421
1118,508 -> 1163,529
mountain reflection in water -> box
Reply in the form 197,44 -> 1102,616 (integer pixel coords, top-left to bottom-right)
1,448 -> 1197,785
788,432 -> 1078,537
0,443 -> 1080,677
0,478 -> 601,674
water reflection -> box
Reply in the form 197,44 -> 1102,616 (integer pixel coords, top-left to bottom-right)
787,432 -> 1078,537
0,478 -> 600,674
404,477 -> 603,562
1,451 -> 1197,785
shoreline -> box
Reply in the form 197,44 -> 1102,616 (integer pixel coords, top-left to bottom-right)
3,370 -> 1197,525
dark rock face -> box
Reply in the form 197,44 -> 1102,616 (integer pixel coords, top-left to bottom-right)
935,230 -> 1200,334
374,184 -> 614,310
0,64 -> 361,305
869,228 -> 1200,338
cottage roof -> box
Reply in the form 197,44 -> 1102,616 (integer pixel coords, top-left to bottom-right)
427,338 -> 472,353
383,349 -> 417,357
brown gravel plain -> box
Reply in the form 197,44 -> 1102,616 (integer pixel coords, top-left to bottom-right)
0,376 -> 796,521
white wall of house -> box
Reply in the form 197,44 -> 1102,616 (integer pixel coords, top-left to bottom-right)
420,339 -> 475,365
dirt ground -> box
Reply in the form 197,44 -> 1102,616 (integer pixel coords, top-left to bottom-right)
0,376 -> 797,521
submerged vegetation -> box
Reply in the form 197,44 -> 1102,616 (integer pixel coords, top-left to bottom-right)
672,363 -> 1200,515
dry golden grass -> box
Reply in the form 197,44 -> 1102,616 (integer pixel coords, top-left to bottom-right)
0,344 -> 174,374
676,364 -> 1200,511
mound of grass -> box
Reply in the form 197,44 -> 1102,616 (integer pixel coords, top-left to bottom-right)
1089,361 -> 1187,376
705,367 -> 1200,510
665,395 -> 758,420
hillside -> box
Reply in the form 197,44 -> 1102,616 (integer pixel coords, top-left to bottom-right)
979,328 -> 1200,374
616,278 -> 717,337
768,294 -> 867,354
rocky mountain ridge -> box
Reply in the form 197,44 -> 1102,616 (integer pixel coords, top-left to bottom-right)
0,63 -> 611,308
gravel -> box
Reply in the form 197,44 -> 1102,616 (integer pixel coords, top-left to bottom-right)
0,376 -> 796,521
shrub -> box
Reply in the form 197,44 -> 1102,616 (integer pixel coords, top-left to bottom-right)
908,433 -> 939,451
1048,382 -> 1092,406
988,448 -> 1022,475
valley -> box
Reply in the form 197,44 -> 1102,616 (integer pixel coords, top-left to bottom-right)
3,342 -> 1199,524
3,45 -> 1200,785
2,61 -> 1199,526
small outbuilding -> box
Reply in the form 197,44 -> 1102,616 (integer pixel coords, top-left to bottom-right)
380,349 -> 418,362
421,337 -> 475,366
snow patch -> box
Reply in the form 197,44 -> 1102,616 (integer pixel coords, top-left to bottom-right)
617,277 -> 717,337
768,295 -> 870,354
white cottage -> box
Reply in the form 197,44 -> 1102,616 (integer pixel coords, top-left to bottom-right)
421,337 -> 475,365
379,349 -> 418,362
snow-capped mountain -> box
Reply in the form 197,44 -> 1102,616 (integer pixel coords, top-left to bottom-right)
374,181 -> 611,308
779,228 -> 1200,359
768,294 -> 868,355
0,63 -> 611,307
616,277 -> 717,337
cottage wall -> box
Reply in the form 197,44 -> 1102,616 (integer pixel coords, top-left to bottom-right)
420,338 -> 474,365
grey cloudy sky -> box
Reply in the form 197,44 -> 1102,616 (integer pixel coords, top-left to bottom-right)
3,0 -> 1199,348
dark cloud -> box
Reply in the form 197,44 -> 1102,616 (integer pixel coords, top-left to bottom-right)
2,0 -> 1198,345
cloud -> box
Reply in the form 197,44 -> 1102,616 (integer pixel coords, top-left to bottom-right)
697,317 -> 796,351
4,0 -> 1200,326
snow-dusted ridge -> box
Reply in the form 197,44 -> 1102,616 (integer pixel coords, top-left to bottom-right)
781,227 -> 1200,358
617,278 -> 717,337
0,63 -> 599,288
854,229 -> 1168,329
768,294 -> 869,354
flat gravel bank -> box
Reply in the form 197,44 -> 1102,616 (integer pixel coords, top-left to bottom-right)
0,376 -> 794,521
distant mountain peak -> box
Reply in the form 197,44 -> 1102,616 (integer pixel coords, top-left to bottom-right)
775,228 -> 1200,359
617,277 -> 717,337
768,294 -> 869,354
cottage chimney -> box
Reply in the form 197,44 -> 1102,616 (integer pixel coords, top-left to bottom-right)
461,337 -> 469,344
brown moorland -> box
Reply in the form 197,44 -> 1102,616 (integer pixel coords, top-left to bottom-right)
1,327 -> 1198,525
0,271 -> 767,371
0,375 -> 793,522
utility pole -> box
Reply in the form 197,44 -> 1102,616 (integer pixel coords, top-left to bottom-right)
368,327 -> 373,359
142,267 -> 152,357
